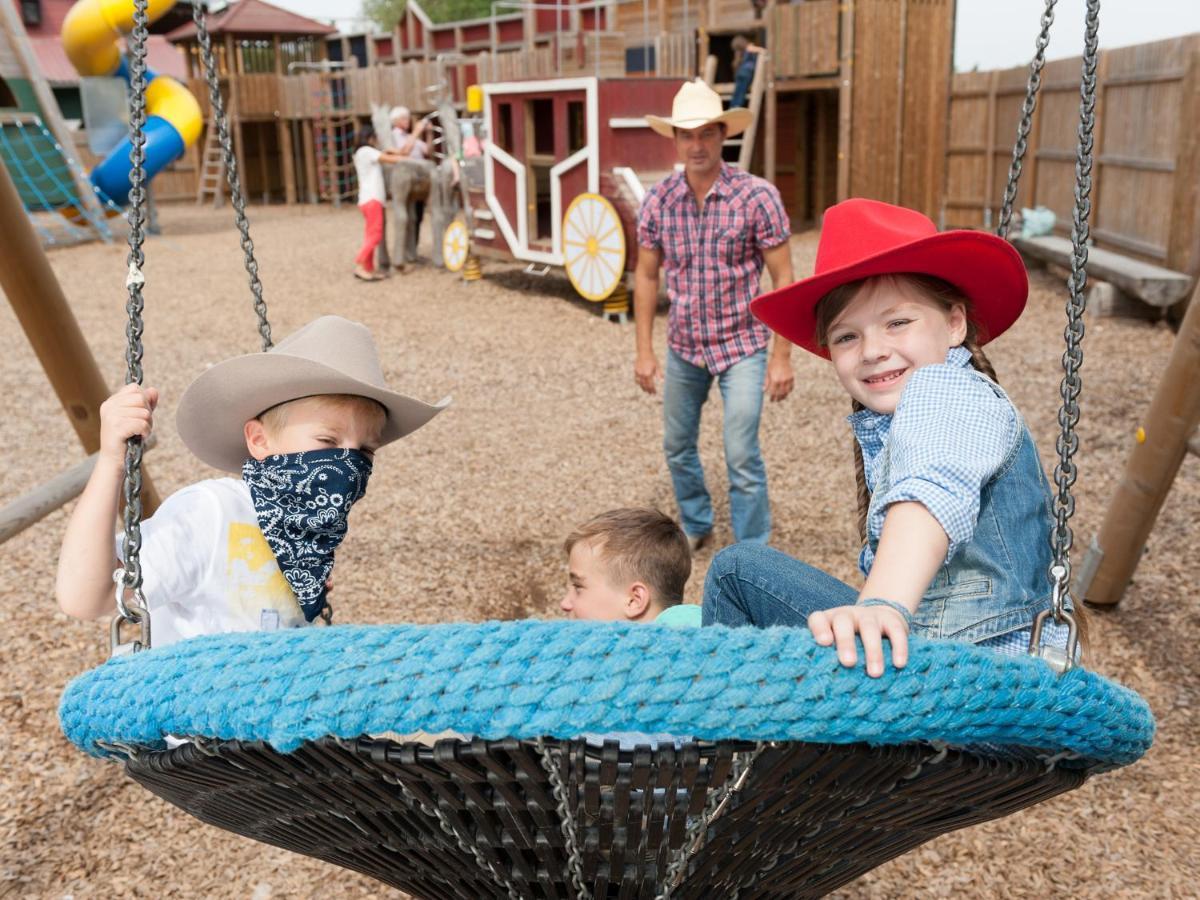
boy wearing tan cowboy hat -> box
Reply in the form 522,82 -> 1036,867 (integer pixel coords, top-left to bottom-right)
56,316 -> 448,647
635,79 -> 796,552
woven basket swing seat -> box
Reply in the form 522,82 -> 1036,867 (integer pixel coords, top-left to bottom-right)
61,620 -> 1154,899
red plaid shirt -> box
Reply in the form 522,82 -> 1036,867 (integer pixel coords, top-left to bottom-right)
637,163 -> 790,373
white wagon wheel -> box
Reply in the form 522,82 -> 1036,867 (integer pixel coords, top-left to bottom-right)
442,217 -> 470,273
562,193 -> 626,302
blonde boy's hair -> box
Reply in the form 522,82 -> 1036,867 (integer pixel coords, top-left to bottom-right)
564,508 -> 692,606
258,394 -> 387,436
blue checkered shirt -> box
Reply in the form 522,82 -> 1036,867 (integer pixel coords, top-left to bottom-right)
850,347 -> 1022,575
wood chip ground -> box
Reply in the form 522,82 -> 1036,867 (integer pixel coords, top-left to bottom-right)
1,204 -> 1195,899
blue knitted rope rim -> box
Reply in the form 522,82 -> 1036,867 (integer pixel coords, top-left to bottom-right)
59,620 -> 1154,765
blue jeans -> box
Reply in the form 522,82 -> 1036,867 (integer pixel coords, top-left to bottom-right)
663,348 -> 770,543
702,543 -> 856,627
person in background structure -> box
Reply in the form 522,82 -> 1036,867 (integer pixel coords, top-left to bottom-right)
730,35 -> 766,109
634,80 -> 795,553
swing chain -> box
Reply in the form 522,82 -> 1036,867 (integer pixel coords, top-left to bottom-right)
658,742 -> 766,899
393,776 -> 521,900
190,0 -> 272,350
112,0 -> 151,654
1041,0 -> 1101,667
996,0 -> 1057,240
535,737 -> 591,900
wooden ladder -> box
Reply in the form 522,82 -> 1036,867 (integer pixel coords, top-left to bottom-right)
195,111 -> 225,207
195,91 -> 237,207
706,52 -> 768,171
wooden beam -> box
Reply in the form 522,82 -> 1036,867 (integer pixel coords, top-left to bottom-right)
1168,49 -> 1200,274
1079,280 -> 1200,605
0,157 -> 160,514
892,0 -> 908,204
302,119 -> 318,203
1,436 -> 156,545
278,117 -> 296,204
982,68 -> 998,226
764,0 -> 777,184
836,0 -> 854,200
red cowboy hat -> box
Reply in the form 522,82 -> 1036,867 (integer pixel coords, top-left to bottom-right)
750,199 -> 1029,358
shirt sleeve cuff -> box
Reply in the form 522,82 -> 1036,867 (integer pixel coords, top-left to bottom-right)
879,478 -> 973,564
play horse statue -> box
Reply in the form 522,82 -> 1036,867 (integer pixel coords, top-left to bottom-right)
371,102 -> 460,269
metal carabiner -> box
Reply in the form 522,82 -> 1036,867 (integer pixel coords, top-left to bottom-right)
1028,565 -> 1080,673
110,570 -> 151,656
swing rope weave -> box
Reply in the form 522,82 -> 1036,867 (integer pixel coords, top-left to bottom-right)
61,621 -> 1154,766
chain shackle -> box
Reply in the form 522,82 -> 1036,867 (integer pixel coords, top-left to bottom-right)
996,0 -> 1058,240
115,0 -> 152,641
190,0 -> 272,350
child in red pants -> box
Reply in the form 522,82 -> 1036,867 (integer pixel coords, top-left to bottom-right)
352,126 -> 405,281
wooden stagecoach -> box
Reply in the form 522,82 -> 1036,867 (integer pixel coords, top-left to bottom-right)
451,76 -> 685,313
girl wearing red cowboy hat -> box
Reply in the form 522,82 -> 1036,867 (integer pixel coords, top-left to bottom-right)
700,199 -> 1078,676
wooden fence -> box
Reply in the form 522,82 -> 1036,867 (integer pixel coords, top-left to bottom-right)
772,0 -> 839,78
945,34 -> 1200,275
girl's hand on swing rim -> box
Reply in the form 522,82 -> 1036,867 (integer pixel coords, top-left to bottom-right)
807,604 -> 910,678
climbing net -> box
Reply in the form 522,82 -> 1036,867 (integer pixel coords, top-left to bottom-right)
0,112 -> 126,247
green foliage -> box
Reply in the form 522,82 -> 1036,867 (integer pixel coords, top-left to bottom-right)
363,0 -> 408,32
422,0 -> 496,23
364,0 -> 496,30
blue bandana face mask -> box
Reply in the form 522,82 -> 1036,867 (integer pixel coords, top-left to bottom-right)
241,448 -> 373,622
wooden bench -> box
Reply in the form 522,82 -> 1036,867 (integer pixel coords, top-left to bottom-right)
1012,235 -> 1193,317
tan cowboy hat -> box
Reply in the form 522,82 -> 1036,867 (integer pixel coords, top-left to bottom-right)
176,316 -> 450,472
645,79 -> 754,139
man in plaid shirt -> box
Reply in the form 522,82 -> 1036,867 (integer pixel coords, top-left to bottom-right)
635,80 -> 795,549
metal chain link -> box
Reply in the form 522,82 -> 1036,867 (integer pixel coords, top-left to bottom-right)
190,0 -> 271,350
1049,0 -> 1101,602
112,0 -> 152,654
996,0 -> 1058,239
1030,0 -> 1101,670
392,776 -> 521,900
657,743 -> 766,900
534,737 -> 591,899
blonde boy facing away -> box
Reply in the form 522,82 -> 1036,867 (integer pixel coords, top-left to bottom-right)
561,508 -> 700,627
55,316 -> 448,648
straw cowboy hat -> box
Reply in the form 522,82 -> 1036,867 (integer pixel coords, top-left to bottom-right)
646,79 -> 754,139
176,316 -> 450,472
751,199 -> 1029,358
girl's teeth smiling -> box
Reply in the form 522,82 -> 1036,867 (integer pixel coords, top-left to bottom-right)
863,368 -> 906,387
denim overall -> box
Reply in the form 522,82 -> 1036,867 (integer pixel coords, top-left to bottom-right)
869,416 -> 1062,643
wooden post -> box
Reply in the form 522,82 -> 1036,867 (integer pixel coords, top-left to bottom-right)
1078,281 -> 1200,606
764,0 -> 777,185
892,0 -> 908,205
0,158 -> 160,513
0,0 -> 107,225
982,69 -> 998,228
302,119 -> 318,203
836,0 -> 854,200
278,117 -> 296,204
1168,50 -> 1200,274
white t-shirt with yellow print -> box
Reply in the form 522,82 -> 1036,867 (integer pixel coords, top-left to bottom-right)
115,478 -> 308,648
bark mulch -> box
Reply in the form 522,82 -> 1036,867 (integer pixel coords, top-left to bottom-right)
0,203 -> 1194,899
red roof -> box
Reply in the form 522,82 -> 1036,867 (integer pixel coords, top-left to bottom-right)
166,0 -> 336,43
29,35 -> 189,86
